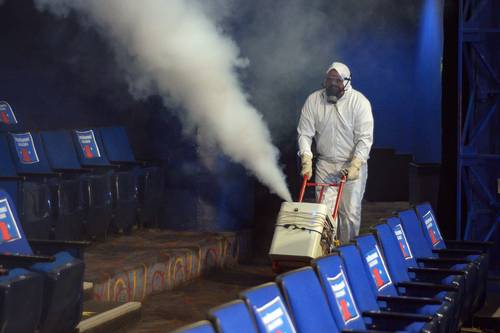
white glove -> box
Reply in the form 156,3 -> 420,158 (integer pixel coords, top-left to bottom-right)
300,154 -> 313,180
340,156 -> 363,181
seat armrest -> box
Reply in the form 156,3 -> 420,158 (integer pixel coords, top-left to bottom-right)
29,239 -> 90,260
341,328 -> 396,333
0,175 -> 22,180
432,248 -> 482,256
377,295 -> 442,305
396,281 -> 459,292
113,160 -> 142,167
417,257 -> 469,264
18,171 -> 56,177
0,252 -> 55,267
362,310 -> 433,322
53,168 -> 90,175
445,240 -> 493,251
408,266 -> 466,275
136,158 -> 163,164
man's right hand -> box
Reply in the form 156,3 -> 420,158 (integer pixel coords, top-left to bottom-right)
300,154 -> 313,179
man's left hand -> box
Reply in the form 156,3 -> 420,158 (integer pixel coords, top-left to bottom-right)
340,156 -> 363,181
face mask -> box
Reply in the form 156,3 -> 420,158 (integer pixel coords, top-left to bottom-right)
325,84 -> 343,104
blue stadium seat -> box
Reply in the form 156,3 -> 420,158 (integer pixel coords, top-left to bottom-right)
394,211 -> 480,318
208,299 -> 258,333
374,221 -> 470,325
0,189 -> 85,333
171,320 -> 216,333
276,267 -> 339,332
99,126 -> 164,227
4,131 -> 85,240
0,132 -> 52,239
312,254 -> 437,332
0,267 -> 44,333
239,282 -> 298,333
72,128 -> 138,232
41,130 -> 113,239
413,203 -> 489,310
337,244 -> 452,333
354,234 -> 460,333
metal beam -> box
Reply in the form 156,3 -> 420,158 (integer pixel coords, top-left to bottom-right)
457,0 -> 499,243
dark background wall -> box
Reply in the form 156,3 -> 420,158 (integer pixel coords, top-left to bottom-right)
0,0 -> 446,247
0,0 -> 444,161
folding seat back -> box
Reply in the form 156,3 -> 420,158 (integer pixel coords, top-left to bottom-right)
208,299 -> 258,333
312,255 -> 365,330
171,320 -> 216,333
240,282 -> 297,333
0,101 -> 20,132
0,134 -> 20,210
40,130 -> 86,171
0,190 -> 32,254
373,223 -> 416,278
7,132 -> 53,174
413,204 -> 445,250
353,235 -> 398,297
414,202 -> 491,257
277,267 -> 339,333
72,129 -> 111,166
397,210 -> 435,258
335,245 -> 381,313
0,189 -> 84,333
99,126 -> 136,163
384,217 -> 420,269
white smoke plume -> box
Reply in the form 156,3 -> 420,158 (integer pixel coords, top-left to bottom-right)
35,0 -> 292,201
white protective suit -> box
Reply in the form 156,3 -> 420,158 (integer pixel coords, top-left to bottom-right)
297,62 -> 373,244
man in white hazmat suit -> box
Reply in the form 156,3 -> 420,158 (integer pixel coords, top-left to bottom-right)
297,62 -> 373,244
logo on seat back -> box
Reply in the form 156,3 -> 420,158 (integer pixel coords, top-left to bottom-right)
422,211 -> 442,246
12,133 -> 39,164
0,101 -> 18,125
0,198 -> 21,244
256,296 -> 296,333
327,269 -> 360,324
365,246 -> 392,291
393,224 -> 413,260
76,130 -> 101,159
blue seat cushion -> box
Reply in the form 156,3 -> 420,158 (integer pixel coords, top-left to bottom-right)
31,251 -> 75,273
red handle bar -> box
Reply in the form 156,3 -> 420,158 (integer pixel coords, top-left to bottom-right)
298,174 -> 346,221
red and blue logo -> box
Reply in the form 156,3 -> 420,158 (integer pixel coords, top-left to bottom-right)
0,198 -> 21,244
12,133 -> 39,164
393,224 -> 413,260
365,246 -> 392,291
328,269 -> 360,324
76,130 -> 101,159
423,211 -> 442,246
0,101 -> 18,125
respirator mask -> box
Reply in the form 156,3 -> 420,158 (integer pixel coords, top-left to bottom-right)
323,76 -> 351,104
